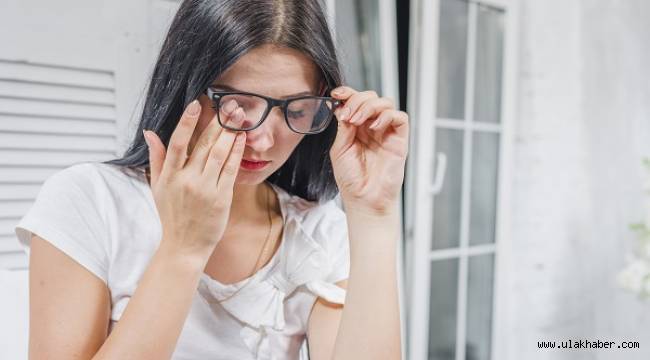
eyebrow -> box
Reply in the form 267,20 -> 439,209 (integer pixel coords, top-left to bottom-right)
210,84 -> 316,99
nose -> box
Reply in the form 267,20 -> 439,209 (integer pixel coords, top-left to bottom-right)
243,107 -> 279,152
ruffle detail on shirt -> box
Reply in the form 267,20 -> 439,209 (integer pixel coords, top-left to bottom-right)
197,210 -> 347,359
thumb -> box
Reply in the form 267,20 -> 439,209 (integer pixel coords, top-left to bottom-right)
143,129 -> 165,187
330,117 -> 356,159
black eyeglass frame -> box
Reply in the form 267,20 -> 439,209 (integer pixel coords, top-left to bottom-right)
204,87 -> 343,135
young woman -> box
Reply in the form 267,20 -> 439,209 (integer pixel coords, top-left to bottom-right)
15,0 -> 408,359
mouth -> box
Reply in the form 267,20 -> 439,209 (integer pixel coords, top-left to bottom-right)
240,158 -> 271,171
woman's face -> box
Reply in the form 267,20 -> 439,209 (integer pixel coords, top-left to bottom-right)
191,44 -> 321,185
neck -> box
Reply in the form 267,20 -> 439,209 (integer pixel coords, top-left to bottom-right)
230,181 -> 274,226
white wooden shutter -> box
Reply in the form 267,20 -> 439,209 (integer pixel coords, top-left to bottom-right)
0,59 -> 118,270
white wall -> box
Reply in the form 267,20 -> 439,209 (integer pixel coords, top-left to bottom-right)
509,1 -> 650,359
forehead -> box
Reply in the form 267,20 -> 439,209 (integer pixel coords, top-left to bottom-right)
214,44 -> 321,97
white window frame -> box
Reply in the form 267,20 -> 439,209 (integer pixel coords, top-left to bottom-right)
404,0 -> 519,359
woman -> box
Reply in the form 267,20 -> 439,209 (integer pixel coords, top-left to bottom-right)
15,0 -> 408,359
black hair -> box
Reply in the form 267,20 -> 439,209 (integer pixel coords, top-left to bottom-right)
102,0 -> 343,202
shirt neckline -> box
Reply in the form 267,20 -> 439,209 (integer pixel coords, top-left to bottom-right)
200,182 -> 289,289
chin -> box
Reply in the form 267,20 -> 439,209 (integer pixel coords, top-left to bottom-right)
234,172 -> 270,186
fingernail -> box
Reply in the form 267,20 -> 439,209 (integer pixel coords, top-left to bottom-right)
332,88 -> 343,96
142,129 -> 151,147
235,107 -> 246,126
235,108 -> 244,121
188,100 -> 200,115
228,107 -> 242,126
223,99 -> 237,114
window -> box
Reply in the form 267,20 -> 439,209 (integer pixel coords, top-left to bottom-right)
405,0 -> 517,359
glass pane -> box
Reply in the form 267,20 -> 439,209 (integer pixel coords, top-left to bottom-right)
437,0 -> 468,119
466,254 -> 495,360
473,5 -> 505,123
428,258 -> 459,360
469,132 -> 500,246
215,93 -> 267,129
433,129 -> 463,250
286,98 -> 334,133
334,0 -> 382,92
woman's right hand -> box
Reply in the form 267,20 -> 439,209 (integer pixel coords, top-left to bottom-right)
143,99 -> 247,262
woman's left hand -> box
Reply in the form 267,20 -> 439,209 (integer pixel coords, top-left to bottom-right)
329,86 -> 410,216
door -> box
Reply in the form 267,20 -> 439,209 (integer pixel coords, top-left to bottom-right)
405,0 -> 518,359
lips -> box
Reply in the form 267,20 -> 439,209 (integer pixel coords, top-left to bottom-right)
242,158 -> 269,163
240,158 -> 270,170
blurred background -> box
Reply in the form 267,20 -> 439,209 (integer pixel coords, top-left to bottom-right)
1,0 -> 649,359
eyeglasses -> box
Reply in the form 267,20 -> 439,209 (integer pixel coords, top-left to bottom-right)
204,87 -> 343,135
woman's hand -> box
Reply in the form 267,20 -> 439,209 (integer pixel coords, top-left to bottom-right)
329,86 -> 409,216
143,99 -> 247,262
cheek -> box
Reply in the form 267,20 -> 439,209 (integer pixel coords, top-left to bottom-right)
282,133 -> 304,154
271,132 -> 305,164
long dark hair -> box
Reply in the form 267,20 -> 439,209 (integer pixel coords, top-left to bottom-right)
102,0 -> 343,202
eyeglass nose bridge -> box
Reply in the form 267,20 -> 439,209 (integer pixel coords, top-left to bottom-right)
266,98 -> 288,108
265,98 -> 291,119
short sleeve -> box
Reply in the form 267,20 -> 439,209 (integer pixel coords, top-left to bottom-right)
317,199 -> 350,284
14,163 -> 110,284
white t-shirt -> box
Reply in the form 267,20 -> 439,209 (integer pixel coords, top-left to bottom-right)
14,161 -> 350,360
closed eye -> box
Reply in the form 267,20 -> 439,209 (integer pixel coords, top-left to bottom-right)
287,109 -> 305,118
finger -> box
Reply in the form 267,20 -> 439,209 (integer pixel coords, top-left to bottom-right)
202,108 -> 246,184
331,86 -> 357,122
185,98 -> 240,174
330,112 -> 357,161
214,131 -> 247,195
349,97 -> 395,126
336,90 -> 378,123
161,100 -> 202,176
330,85 -> 357,101
369,109 -> 410,139
143,129 -> 165,187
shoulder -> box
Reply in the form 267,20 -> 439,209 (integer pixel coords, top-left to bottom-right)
38,162 -> 102,198
45,161 -> 139,196
31,162 -> 119,222
45,161 -> 110,187
47,161 -> 96,183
